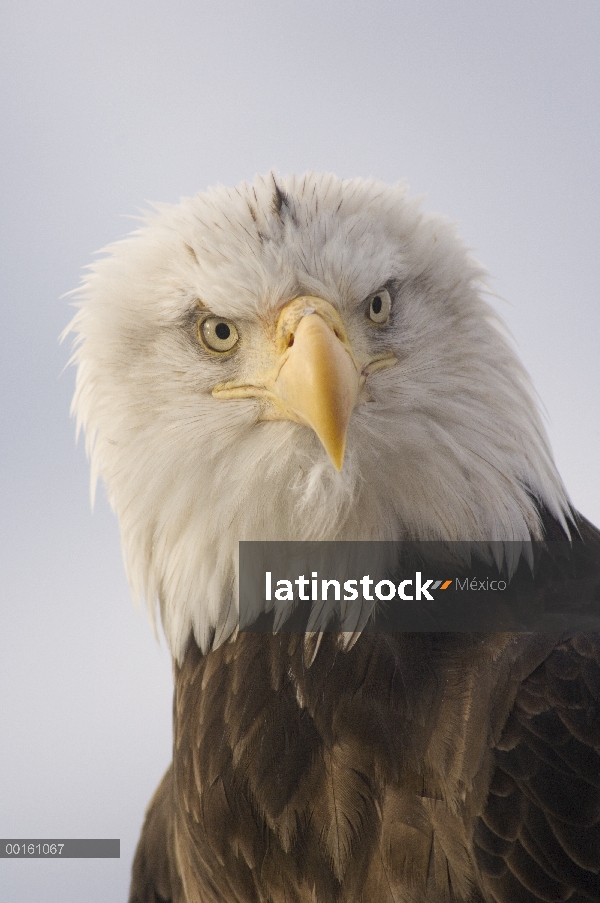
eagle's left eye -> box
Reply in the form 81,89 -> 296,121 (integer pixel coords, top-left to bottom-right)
366,289 -> 391,325
198,316 -> 240,353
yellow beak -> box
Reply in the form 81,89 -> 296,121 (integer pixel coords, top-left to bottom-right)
272,310 -> 359,471
212,296 -> 360,471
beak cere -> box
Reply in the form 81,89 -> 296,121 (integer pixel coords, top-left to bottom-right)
272,312 -> 359,471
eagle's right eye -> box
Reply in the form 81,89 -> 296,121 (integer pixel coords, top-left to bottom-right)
198,316 -> 240,354
366,289 -> 391,325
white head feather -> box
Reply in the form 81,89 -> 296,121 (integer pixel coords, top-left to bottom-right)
67,171 -> 570,661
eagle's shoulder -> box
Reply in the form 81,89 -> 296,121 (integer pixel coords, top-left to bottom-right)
475,631 -> 600,903
129,765 -> 184,903
473,511 -> 600,902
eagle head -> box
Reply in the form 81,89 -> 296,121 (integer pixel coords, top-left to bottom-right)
67,171 -> 570,658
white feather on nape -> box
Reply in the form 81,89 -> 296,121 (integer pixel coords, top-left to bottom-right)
66,171 -> 571,662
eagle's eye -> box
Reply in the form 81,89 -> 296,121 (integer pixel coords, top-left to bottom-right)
366,289 -> 391,325
198,316 -> 240,354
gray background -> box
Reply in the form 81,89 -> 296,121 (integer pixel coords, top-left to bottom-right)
1,2 -> 598,899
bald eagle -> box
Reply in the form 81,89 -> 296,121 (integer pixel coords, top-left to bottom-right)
68,173 -> 600,903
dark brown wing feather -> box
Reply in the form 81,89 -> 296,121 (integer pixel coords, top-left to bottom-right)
475,633 -> 600,903
129,765 -> 185,903
475,516 -> 600,903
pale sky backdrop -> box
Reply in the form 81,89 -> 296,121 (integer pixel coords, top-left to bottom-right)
1,2 -> 599,900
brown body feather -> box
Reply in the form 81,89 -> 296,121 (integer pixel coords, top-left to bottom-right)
130,518 -> 600,903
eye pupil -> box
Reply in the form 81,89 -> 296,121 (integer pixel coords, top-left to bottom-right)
371,296 -> 382,315
215,322 -> 230,340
